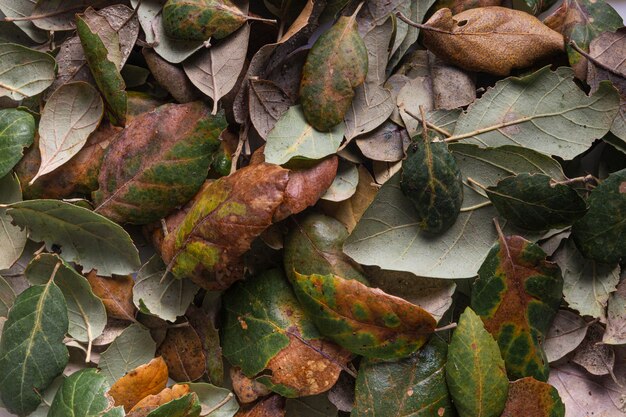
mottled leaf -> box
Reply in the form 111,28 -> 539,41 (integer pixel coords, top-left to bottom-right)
99,323 -> 157,385
86,271 -> 136,321
0,43 -> 55,100
471,233 -> 563,381
163,0 -> 248,41
0,282 -> 69,416
108,357 -> 169,412
0,108 -> 35,178
6,199 -> 141,276
446,307 -> 508,417
353,336 -> 454,417
501,377 -> 565,417
48,369 -> 111,417
93,102 -> 226,224
0,173 -> 26,270
544,310 -> 588,363
236,394 -> 284,417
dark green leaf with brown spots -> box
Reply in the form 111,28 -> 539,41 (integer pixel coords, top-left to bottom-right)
471,233 -> 563,381
486,173 -> 587,231
283,212 -> 368,284
163,0 -> 248,41
571,168 -> 626,264
400,138 -> 463,234
290,272 -> 436,359
352,336 -> 455,417
93,102 -> 226,225
299,11 -> 368,131
446,307 -> 509,417
501,377 -> 565,417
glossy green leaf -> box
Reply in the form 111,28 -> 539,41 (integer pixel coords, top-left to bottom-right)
146,393 -> 201,417
571,168 -> 626,264
486,173 -> 587,231
452,66 -> 620,159
134,256 -> 199,322
48,369 -> 111,417
163,0 -> 248,41
0,108 -> 35,178
446,307 -> 508,417
99,323 -> 156,385
471,234 -> 563,381
0,173 -> 27,270
265,105 -> 345,165
300,11 -> 368,131
400,138 -> 463,234
93,102 -> 226,224
291,272 -> 436,359
501,377 -> 565,417
76,11 -> 127,126
6,199 -> 140,276
26,253 -> 106,345
353,336 -> 454,417
0,43 -> 54,100
0,282 -> 69,416
284,213 -> 368,284
32,82 -> 104,183
187,383 -> 239,417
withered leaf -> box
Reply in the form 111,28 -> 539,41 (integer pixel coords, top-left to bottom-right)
500,377 -> 565,417
156,326 -> 207,382
163,0 -> 249,41
234,395 -> 285,417
248,79 -> 293,139
142,48 -> 199,104
108,357 -> 169,412
128,384 -> 191,417
86,271 -> 136,321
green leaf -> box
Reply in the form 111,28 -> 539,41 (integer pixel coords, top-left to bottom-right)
146,393 -> 201,417
553,239 -> 621,322
400,138 -> 463,234
134,256 -> 199,322
344,144 -> 564,279
571,168 -> 626,264
92,102 -> 226,224
451,66 -> 620,159
284,213 -> 368,284
76,11 -> 127,126
0,173 -> 27,270
163,0 -> 248,41
265,105 -> 345,165
513,0 -> 558,15
0,274 -> 15,317
486,173 -> 587,231
48,369 -> 111,417
99,323 -> 156,385
352,336 -> 454,417
285,395 -> 338,417
0,43 -> 55,100
32,82 -> 104,183
187,383 -> 239,417
6,199 -> 141,276
300,11 -> 368,131
471,233 -> 563,381
291,272 -> 436,359
0,1 -> 47,42
0,282 -> 69,416
26,253 -> 106,345
446,307 -> 508,417
0,108 -> 35,178
501,377 -> 565,417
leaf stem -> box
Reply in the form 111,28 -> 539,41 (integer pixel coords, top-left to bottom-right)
402,108 -> 452,137
551,174 -> 597,189
395,12 -> 452,35
569,41 -> 626,80
460,201 -> 493,212
492,217 -> 505,242
466,177 -> 488,191
203,392 -> 234,416
434,322 -> 457,332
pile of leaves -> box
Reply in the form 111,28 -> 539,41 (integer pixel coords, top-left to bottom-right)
0,0 -> 625,416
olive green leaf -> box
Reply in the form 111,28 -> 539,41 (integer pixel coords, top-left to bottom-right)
400,137 -> 463,234
265,105 -> 345,165
0,274 -> 15,317
6,199 -> 141,276
93,102 -> 226,225
0,108 -> 35,178
284,212 -> 368,284
486,173 -> 587,231
99,323 -> 156,385
163,0 -> 249,41
32,82 -> 104,184
0,282 -> 69,416
451,66 -> 620,160
300,9 -> 368,131
48,369 -> 111,417
0,173 -> 27,270
134,256 -> 199,323
514,0 -> 558,15
0,43 -> 55,100
501,377 -> 565,417
145,393 -> 201,417
352,337 -> 454,417
26,253 -> 106,347
471,233 -> 563,381
76,10 -> 127,126
291,272 -> 436,359
446,307 -> 509,417
186,382 -> 239,417
571,168 -> 626,264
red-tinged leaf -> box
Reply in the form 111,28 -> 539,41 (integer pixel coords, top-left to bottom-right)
157,325 -> 207,382
501,377 -> 565,417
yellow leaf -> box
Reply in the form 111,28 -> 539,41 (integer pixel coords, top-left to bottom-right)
108,357 -> 169,411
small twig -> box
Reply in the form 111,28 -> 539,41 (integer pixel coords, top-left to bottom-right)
434,322 -> 457,332
460,201 -> 492,212
492,217 -> 505,242
402,108 -> 452,137
395,11 -> 452,35
569,41 -> 626,80
551,174 -> 597,189
466,177 -> 488,191
203,393 -> 234,416
231,124 -> 248,175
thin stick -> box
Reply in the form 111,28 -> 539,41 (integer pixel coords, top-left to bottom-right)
492,217 -> 505,242
203,393 -> 234,416
419,105 -> 428,136
551,174 -> 597,188
402,108 -> 452,137
570,41 -> 626,80
434,322 -> 457,332
395,12 -> 452,35
466,177 -> 488,191
460,201 -> 492,212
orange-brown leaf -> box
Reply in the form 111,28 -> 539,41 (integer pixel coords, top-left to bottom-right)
156,326 -> 207,382
234,395 -> 285,417
86,271 -> 136,321
108,357 -> 169,412
127,384 -> 191,417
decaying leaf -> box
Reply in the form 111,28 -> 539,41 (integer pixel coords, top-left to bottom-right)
500,377 -> 565,417
572,323 -> 615,376
99,323 -> 157,385
157,325 -> 207,382
108,357 -> 169,412
128,384 -> 191,417
163,0 -> 250,41
604,278 -> 626,345
234,395 -> 285,417
0,173 -> 27,271
86,271 -> 136,321
248,79 -> 293,139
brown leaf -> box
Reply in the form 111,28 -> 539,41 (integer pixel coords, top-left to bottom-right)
500,377 -> 565,417
234,395 -> 285,417
428,52 -> 476,110
108,357 -> 169,412
127,384 -> 191,417
230,367 -> 271,404
156,325 -> 207,382
85,271 -> 136,321
572,324 -> 616,376
142,48 -> 198,104
355,121 -> 409,163
421,6 -> 564,75
186,304 -> 223,385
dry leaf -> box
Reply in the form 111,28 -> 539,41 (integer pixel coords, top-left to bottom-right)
108,357 -> 169,412
127,384 -> 191,417
230,367 -> 271,404
234,395 -> 285,417
156,325 -> 207,382
85,271 -> 136,321
142,48 -> 198,104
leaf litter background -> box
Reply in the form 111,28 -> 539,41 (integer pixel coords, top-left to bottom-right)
0,0 -> 626,416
